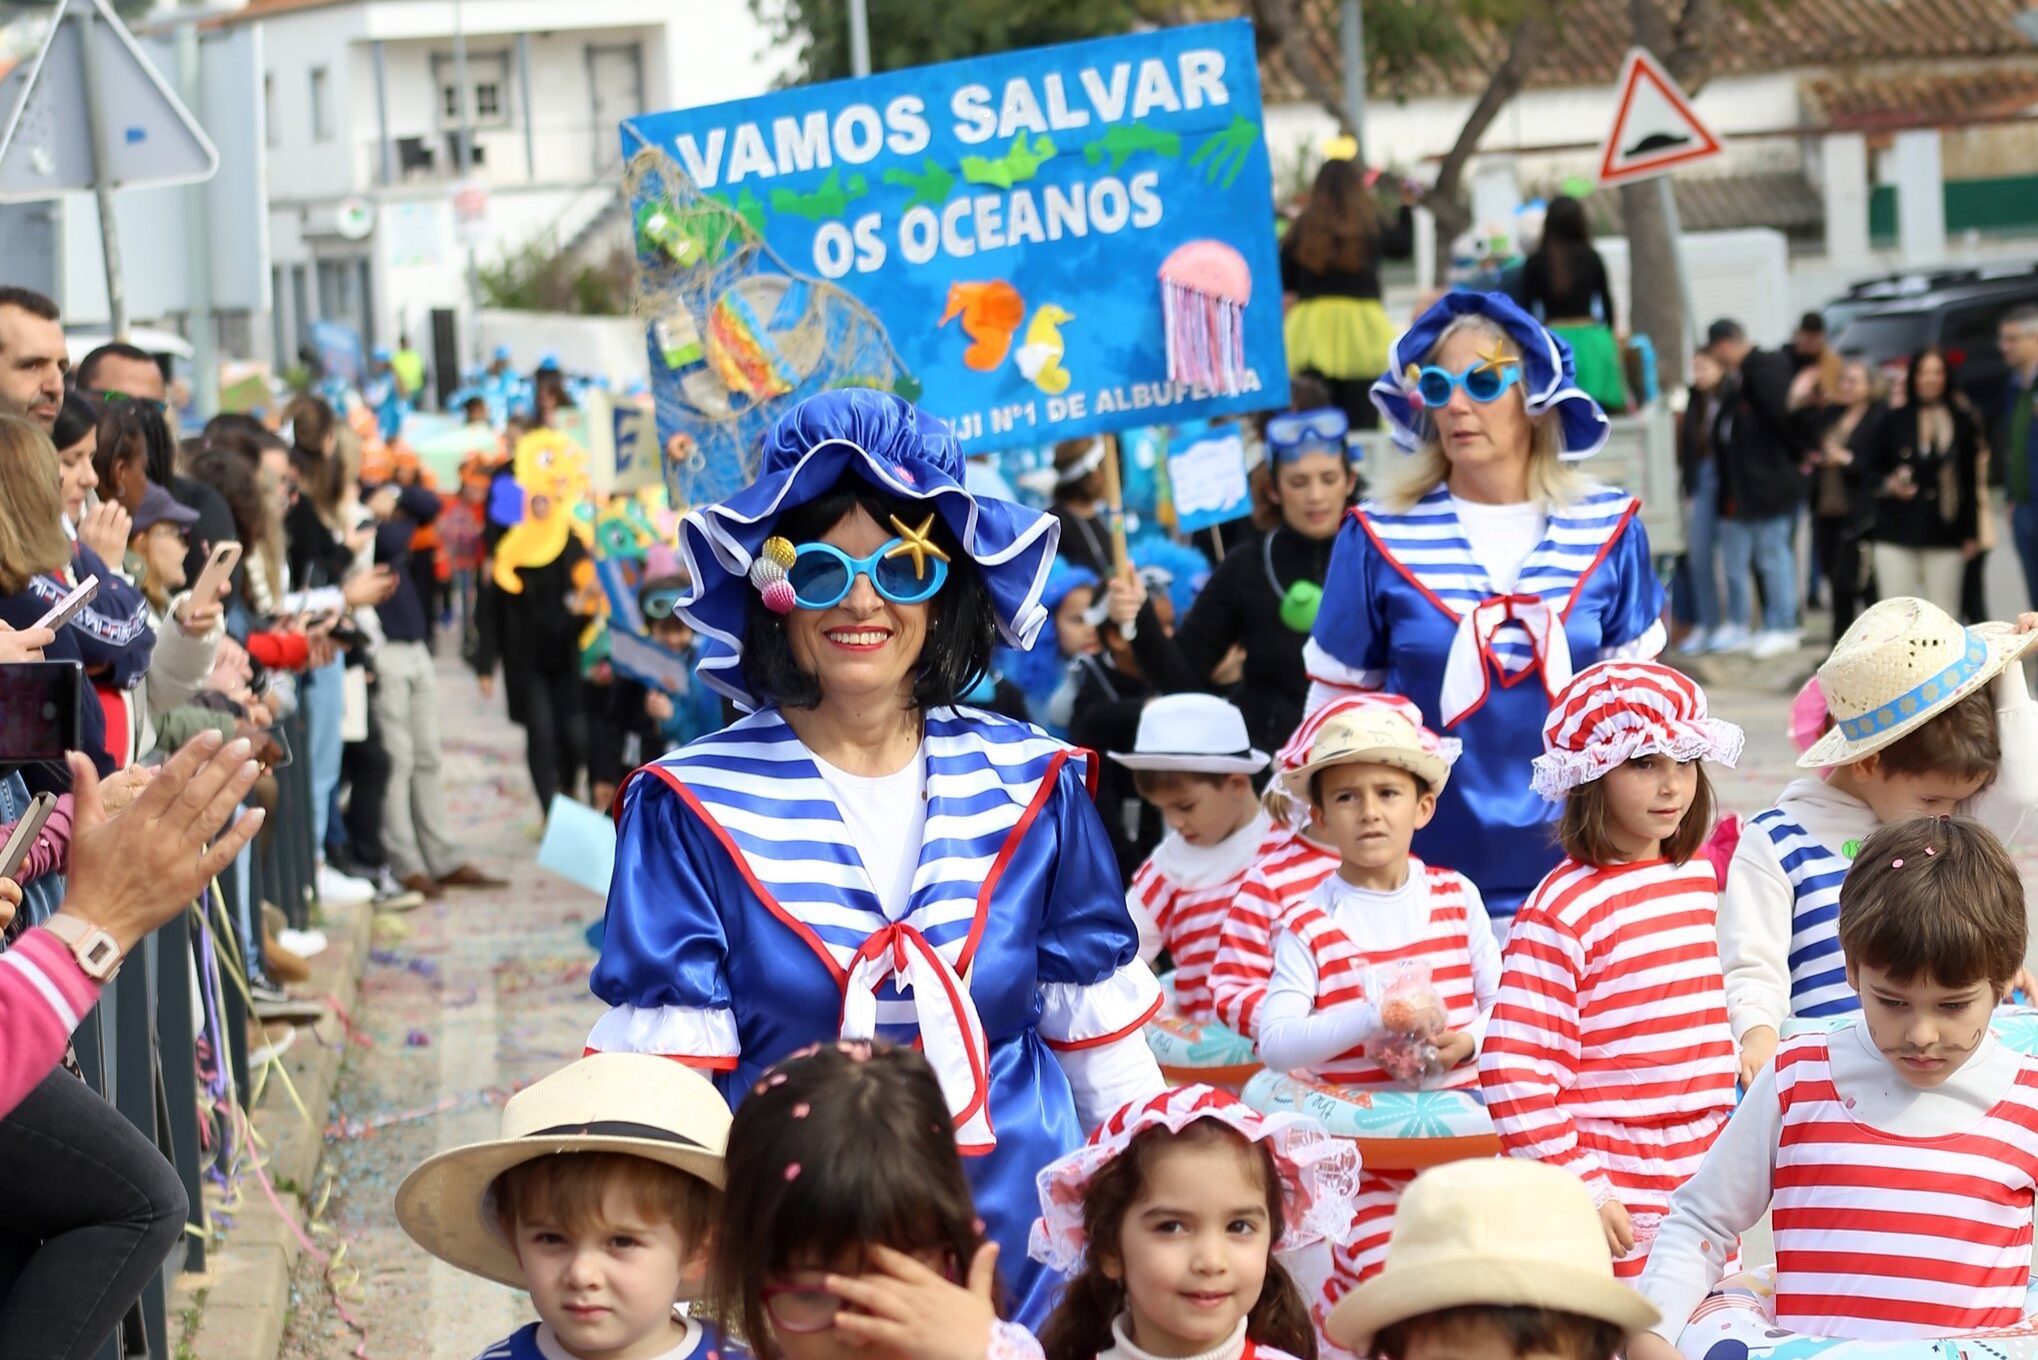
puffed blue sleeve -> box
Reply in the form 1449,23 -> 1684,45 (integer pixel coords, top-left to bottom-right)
1034,754 -> 1164,1049
586,772 -> 740,1068
1594,509 -> 1668,659
1305,511 -> 1389,689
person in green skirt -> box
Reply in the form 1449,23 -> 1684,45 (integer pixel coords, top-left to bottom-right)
1520,195 -> 1630,413
1281,158 -> 1415,431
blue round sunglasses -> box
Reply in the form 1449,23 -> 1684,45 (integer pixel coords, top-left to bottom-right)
785,513 -> 952,610
1407,359 -> 1523,409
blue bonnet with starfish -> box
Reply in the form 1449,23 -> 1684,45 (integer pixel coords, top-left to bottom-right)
675,389 -> 1060,709
1369,291 -> 1611,460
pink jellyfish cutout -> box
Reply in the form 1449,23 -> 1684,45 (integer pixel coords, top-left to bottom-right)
1159,240 -> 1253,396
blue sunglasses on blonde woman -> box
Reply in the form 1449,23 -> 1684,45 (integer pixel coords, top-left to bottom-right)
1405,349 -> 1523,409
748,513 -> 952,615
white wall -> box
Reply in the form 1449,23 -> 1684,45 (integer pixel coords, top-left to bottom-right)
259,6 -> 368,203
1265,71 -> 1805,192
253,0 -> 783,203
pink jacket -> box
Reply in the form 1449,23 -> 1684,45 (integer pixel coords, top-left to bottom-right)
0,795 -> 73,884
0,928 -> 102,1118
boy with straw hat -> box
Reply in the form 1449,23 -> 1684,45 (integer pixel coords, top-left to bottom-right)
1721,596 -> 2038,1086
1259,695 -> 1499,1305
397,1054 -> 732,1360
1324,1158 -> 1657,1360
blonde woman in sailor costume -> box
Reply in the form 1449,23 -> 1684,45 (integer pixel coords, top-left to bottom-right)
1304,292 -> 1667,925
587,391 -> 1166,1328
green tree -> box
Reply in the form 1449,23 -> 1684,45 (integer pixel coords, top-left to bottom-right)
477,238 -> 633,316
756,0 -> 1182,84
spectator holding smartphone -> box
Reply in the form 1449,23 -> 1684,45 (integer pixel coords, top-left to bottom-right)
0,416 -> 114,779
0,733 -> 265,1360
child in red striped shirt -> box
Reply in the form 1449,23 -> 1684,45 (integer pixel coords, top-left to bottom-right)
1112,695 -> 1273,1025
1259,695 -> 1498,1312
1479,661 -> 1744,1282
1206,700 -> 1370,1040
1632,816 -> 2038,1354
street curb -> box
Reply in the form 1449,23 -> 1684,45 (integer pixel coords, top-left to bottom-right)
175,900 -> 373,1360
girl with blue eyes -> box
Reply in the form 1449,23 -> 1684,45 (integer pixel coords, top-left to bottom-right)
1031,1085 -> 1355,1360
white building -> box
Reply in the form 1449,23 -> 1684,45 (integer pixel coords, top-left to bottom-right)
222,0 -> 784,384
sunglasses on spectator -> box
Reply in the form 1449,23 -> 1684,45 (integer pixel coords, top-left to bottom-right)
94,390 -> 169,415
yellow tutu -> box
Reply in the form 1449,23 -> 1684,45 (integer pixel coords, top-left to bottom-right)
1285,297 -> 1394,381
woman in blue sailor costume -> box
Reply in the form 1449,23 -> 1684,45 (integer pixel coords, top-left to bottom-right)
1304,292 -> 1667,926
588,390 -> 1167,1329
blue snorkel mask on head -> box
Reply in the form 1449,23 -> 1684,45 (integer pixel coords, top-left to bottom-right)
1265,408 -> 1350,465
1262,407 -> 1349,634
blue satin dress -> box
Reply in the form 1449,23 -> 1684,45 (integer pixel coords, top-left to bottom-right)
1308,484 -> 1666,920
589,706 -> 1161,1327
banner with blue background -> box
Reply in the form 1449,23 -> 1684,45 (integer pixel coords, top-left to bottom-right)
625,18 -> 1286,482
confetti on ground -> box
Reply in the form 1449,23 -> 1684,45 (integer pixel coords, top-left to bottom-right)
273,653 -> 604,1359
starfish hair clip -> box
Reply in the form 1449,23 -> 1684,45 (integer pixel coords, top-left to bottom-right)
884,513 -> 951,580
1474,339 -> 1519,373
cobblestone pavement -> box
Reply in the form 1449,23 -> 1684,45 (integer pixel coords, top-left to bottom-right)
276,654 -> 605,1360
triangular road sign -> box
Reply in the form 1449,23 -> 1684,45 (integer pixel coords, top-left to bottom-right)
0,0 -> 218,202
1596,48 -> 1722,187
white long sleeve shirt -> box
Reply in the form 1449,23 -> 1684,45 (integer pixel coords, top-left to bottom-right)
1258,867 -> 1502,1077
1721,664 -> 2038,1040
1637,1013 -> 2024,1340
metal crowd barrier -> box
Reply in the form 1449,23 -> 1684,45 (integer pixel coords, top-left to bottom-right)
7,702 -> 327,1359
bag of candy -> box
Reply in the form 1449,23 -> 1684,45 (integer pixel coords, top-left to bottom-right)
1366,960 -> 1447,1083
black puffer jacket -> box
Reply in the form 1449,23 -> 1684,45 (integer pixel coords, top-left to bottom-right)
1129,524 -> 1334,754
1712,348 -> 1807,521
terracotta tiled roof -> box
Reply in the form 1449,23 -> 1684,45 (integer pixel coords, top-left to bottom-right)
1803,64 -> 2038,127
1250,0 -> 2038,102
1580,169 -> 1825,235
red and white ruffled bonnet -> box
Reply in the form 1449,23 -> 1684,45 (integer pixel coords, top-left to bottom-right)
1028,1085 -> 1359,1275
1530,660 -> 1744,801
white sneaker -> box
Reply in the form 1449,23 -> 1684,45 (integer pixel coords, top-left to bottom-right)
1675,626 -> 1714,655
277,928 -> 329,958
1707,623 -> 1752,654
316,864 -> 375,906
1748,629 -> 1802,660
249,1022 -> 297,1067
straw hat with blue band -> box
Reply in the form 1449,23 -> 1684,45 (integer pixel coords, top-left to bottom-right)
1798,596 -> 2038,768
1369,291 -> 1612,460
674,389 -> 1060,710
395,1054 -> 731,1291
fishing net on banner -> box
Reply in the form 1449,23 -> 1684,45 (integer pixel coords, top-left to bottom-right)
623,139 -> 915,508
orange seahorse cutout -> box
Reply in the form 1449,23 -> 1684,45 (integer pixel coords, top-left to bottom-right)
938,281 -> 1025,372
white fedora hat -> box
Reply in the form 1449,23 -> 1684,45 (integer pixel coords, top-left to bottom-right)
395,1054 -> 731,1289
1799,597 -> 2038,769
1108,693 -> 1270,775
1326,1159 -> 1658,1354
